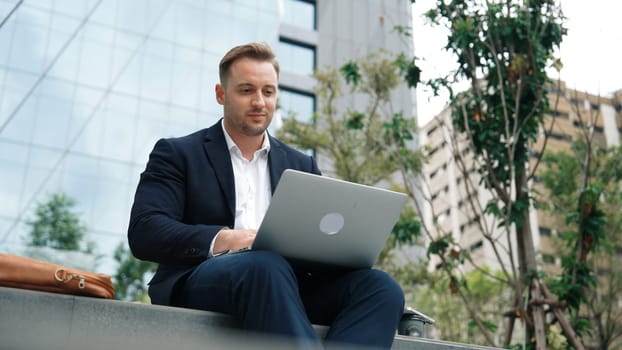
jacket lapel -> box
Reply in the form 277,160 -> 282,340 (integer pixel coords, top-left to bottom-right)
267,135 -> 289,194
202,121 -> 236,219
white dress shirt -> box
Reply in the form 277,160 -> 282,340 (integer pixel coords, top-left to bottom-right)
208,121 -> 272,256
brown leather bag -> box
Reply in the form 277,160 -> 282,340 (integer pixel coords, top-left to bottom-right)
0,253 -> 115,299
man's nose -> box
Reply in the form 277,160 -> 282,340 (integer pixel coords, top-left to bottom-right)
251,92 -> 265,108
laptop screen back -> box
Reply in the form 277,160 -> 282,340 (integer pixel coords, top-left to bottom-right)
253,169 -> 408,268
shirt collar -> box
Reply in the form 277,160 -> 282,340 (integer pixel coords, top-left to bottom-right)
221,119 -> 271,156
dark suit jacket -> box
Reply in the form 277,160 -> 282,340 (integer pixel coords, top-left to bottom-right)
128,120 -> 321,305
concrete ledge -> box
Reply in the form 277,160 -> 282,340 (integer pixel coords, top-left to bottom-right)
0,286 -> 499,350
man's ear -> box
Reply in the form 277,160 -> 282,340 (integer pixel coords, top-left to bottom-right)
215,84 -> 225,105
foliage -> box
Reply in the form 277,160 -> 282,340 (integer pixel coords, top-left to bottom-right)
430,0 -> 564,233
113,242 -> 157,302
392,217 -> 422,247
406,268 -> 511,344
418,0 -> 569,348
541,142 -> 622,348
26,192 -> 92,253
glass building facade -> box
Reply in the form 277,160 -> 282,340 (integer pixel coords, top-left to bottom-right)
0,0 -> 415,273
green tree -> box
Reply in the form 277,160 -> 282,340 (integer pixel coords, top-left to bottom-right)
277,50 -> 421,185
27,192 -> 92,252
113,242 -> 157,302
541,134 -> 622,349
418,1 -> 580,348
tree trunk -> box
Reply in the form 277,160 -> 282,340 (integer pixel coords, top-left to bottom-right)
531,280 -> 547,350
516,165 -> 546,347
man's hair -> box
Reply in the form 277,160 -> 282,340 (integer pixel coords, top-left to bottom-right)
219,42 -> 280,85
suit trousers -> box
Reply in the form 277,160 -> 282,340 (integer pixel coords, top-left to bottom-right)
172,250 -> 404,349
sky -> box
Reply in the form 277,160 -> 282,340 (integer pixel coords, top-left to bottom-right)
411,0 -> 622,126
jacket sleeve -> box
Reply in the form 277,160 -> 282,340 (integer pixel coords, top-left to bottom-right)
127,138 -> 222,265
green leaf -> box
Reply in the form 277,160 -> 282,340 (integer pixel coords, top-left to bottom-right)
393,54 -> 421,88
484,201 -> 500,216
340,61 -> 361,86
346,112 -> 365,130
392,25 -> 412,37
427,236 -> 451,257
391,218 -> 421,246
404,63 -> 421,88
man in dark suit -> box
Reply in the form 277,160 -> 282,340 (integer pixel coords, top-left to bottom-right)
128,42 -> 404,349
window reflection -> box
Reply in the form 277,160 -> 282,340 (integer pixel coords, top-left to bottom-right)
277,40 -> 315,77
281,0 -> 315,30
273,88 -> 315,156
278,88 -> 314,124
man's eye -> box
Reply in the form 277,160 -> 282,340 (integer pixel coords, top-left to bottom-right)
264,90 -> 274,96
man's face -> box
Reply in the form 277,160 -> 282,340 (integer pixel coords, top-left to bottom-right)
216,57 -> 278,139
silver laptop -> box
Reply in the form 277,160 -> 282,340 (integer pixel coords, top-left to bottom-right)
252,169 -> 408,269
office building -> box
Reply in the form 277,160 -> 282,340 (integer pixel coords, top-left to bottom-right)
420,81 -> 621,272
0,0 -> 416,273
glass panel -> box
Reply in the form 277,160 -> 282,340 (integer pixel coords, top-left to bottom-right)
281,0 -> 315,30
0,160 -> 25,217
278,88 -> 314,124
71,107 -> 104,156
277,40 -> 314,77
113,57 -> 142,97
0,139 -> 29,163
132,118 -> 168,161
48,10 -> 82,35
0,88 -> 38,142
79,40 -> 115,87
111,0 -> 169,34
138,99 -> 169,122
204,12 -> 233,55
7,12 -> 50,73
67,84 -> 106,141
31,93 -> 73,148
238,0 -> 257,7
171,1 -> 205,49
165,106 -> 199,137
0,218 -> 27,248
89,177 -> 130,233
17,149 -> 64,216
140,52 -> 172,102
52,0 -> 97,18
64,153 -> 99,179
168,47 -> 202,108
60,171 -> 96,225
99,107 -> 136,162
272,88 -> 315,155
0,0 -> 20,22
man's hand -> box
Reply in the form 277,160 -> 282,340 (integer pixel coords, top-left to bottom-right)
213,228 -> 257,255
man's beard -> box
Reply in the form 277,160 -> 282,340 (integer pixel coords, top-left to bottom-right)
240,110 -> 271,136
241,118 -> 270,136
241,124 -> 266,136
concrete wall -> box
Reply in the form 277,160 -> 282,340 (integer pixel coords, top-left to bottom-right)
0,286 -> 500,350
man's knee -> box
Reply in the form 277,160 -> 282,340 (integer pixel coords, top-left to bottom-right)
357,269 -> 405,309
